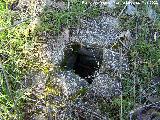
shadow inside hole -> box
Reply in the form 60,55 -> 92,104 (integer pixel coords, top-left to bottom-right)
61,42 -> 103,84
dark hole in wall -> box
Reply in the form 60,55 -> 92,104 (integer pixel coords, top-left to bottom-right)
61,42 -> 103,84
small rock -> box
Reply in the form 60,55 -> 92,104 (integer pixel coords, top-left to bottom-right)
126,1 -> 137,15
148,7 -> 157,21
55,71 -> 89,97
130,102 -> 160,120
107,0 -> 117,9
158,0 -> 160,6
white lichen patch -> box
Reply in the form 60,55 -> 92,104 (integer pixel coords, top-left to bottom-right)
102,49 -> 129,73
71,14 -> 120,46
90,74 -> 122,97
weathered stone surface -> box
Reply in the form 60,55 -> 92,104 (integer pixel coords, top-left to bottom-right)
141,77 -> 160,103
20,8 -> 130,118
44,29 -> 70,65
55,71 -> 89,97
130,102 -> 160,120
45,0 -> 66,10
55,98 -> 108,120
90,74 -> 122,98
70,14 -> 120,46
102,49 -> 129,73
45,14 -> 127,99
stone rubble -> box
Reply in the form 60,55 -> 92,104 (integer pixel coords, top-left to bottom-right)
47,14 -> 126,119
16,0 -> 131,119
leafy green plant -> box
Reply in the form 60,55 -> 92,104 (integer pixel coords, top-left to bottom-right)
39,2 -> 101,35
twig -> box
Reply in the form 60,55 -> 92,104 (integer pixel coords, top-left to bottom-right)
118,39 -> 129,50
117,3 -> 128,18
119,48 -> 123,120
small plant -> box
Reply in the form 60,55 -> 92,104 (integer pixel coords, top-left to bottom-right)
0,0 -> 48,119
